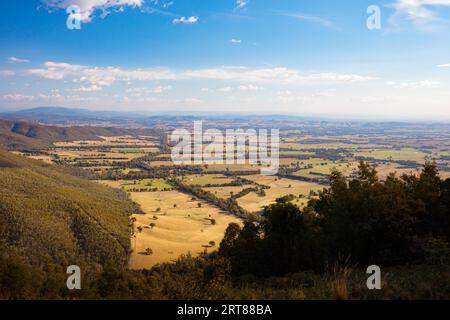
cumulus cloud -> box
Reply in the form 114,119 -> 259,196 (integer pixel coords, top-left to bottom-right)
172,16 -> 199,24
8,56 -> 30,63
389,0 -> 450,25
42,0 -> 144,22
437,63 -> 450,68
230,39 -> 242,44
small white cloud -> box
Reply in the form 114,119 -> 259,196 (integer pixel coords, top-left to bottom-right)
389,0 -> 450,26
238,84 -> 263,91
8,56 -> 30,64
235,0 -> 248,10
219,86 -> 233,92
173,16 -> 199,24
73,84 -> 103,92
2,94 -> 35,101
230,39 -> 242,44
437,63 -> 450,68
201,87 -> 210,92
387,80 -> 440,89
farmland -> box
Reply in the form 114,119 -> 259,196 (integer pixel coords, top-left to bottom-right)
128,190 -> 240,269
13,119 -> 450,269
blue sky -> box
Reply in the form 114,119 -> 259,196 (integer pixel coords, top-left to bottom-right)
1,0 -> 450,119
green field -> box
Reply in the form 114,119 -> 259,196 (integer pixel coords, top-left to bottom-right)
122,178 -> 173,191
182,174 -> 236,186
354,148 -> 429,162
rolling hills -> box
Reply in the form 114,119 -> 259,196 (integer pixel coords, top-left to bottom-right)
0,118 -> 132,150
0,149 -> 140,282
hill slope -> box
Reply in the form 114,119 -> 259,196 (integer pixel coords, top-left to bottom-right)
0,150 -> 139,275
0,118 -> 131,150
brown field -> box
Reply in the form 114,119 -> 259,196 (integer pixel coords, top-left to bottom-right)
128,190 -> 241,269
203,185 -> 255,200
237,175 -> 324,212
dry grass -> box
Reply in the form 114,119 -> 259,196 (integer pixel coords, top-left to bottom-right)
237,176 -> 323,212
128,190 -> 241,269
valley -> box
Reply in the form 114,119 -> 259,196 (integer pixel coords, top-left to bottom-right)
7,116 -> 450,269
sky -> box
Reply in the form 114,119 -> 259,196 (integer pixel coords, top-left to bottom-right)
0,0 -> 450,119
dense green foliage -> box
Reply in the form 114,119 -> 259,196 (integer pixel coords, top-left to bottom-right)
0,150 -> 141,298
1,155 -> 449,299
219,162 -> 450,277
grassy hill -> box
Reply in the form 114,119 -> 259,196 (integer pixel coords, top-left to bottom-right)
0,119 -> 131,150
0,150 -> 140,291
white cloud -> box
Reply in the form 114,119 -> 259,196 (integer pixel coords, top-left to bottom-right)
389,0 -> 450,25
73,84 -> 103,92
182,67 -> 374,83
437,63 -> 450,68
25,61 -> 374,87
28,61 -> 178,86
238,84 -> 263,91
126,85 -> 172,96
172,16 -> 199,24
8,56 -> 30,64
2,94 -> 35,101
387,80 -> 440,88
230,39 -> 242,44
235,0 -> 248,10
219,86 -> 233,92
42,0 -> 144,22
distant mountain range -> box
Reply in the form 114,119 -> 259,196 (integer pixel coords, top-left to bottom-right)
1,106 -> 330,124
0,106 -> 145,125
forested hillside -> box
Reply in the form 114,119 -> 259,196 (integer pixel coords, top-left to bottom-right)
0,150 -> 140,298
0,119 -> 131,150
